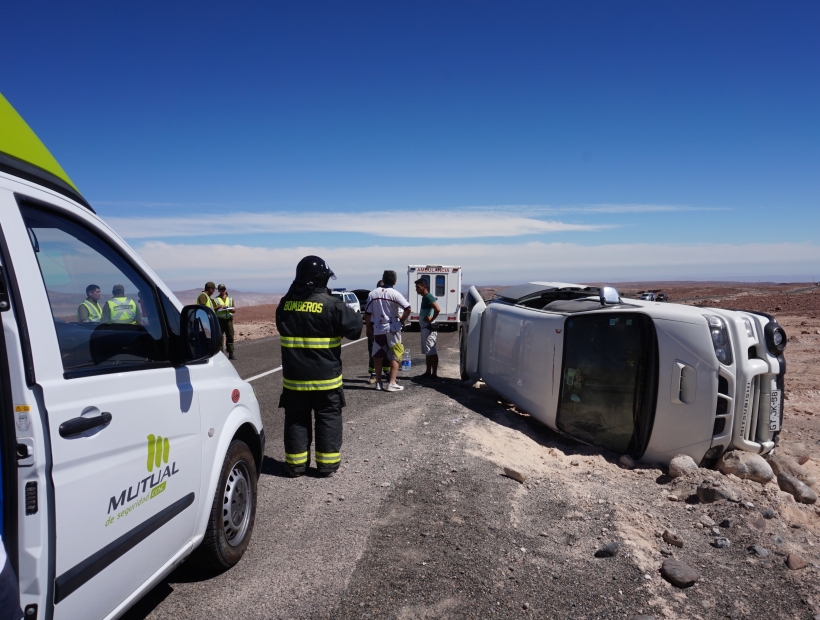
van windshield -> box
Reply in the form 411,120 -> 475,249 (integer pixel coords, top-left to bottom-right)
556,313 -> 658,457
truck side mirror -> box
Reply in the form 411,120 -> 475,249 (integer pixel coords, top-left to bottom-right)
179,305 -> 222,363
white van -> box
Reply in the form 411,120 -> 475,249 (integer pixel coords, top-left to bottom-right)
460,282 -> 787,466
407,265 -> 462,331
0,95 -> 264,619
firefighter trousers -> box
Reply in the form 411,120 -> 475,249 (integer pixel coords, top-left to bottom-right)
280,388 -> 345,473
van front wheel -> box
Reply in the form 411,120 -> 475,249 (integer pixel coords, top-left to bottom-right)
193,439 -> 257,570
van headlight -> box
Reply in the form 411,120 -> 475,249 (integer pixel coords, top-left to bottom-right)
703,314 -> 733,365
764,322 -> 787,356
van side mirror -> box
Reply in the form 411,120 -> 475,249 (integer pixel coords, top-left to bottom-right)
599,286 -> 621,305
179,305 -> 222,363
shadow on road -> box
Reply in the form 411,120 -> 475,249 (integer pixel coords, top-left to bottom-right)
121,563 -> 226,620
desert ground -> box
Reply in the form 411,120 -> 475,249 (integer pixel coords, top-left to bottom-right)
134,282 -> 820,619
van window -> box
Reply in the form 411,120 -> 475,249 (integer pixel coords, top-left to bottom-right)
20,205 -> 169,376
435,275 -> 445,297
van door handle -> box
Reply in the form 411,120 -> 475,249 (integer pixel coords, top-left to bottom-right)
59,412 -> 112,438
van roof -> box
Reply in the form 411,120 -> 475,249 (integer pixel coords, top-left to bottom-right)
0,93 -> 92,210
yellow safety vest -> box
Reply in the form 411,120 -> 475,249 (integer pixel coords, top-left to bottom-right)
78,299 -> 102,323
213,296 -> 234,319
105,297 -> 137,324
198,292 -> 214,310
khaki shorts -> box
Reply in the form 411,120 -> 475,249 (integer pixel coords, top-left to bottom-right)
420,322 -> 437,356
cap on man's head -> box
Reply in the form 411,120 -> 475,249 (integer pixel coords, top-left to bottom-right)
217,284 -> 226,291
112,284 -> 125,296
382,270 -> 397,286
205,281 -> 216,290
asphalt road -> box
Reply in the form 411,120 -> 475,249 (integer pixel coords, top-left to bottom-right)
122,330 -> 818,620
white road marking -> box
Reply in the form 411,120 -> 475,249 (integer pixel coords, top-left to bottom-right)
245,337 -> 368,382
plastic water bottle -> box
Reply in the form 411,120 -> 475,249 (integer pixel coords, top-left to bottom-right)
401,350 -> 412,372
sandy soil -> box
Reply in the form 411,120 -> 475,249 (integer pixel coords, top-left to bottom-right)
232,304 -> 278,341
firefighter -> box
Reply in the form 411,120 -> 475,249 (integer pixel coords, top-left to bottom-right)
213,284 -> 237,360
276,256 -> 362,477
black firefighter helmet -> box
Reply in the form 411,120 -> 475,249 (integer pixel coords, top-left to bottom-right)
294,255 -> 336,288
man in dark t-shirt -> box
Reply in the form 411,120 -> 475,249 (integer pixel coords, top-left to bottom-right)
414,278 -> 440,378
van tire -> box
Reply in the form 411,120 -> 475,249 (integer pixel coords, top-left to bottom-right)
192,439 -> 257,571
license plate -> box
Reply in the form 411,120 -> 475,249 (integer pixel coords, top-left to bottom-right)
769,389 -> 782,431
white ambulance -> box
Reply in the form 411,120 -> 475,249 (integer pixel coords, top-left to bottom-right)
0,94 -> 264,619
406,265 -> 462,331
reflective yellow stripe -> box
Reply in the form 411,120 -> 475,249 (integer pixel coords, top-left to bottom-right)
280,336 -> 341,349
285,451 -> 309,465
315,451 -> 341,464
282,375 -> 343,391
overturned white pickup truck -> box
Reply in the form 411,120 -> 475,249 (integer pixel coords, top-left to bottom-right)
460,283 -> 788,466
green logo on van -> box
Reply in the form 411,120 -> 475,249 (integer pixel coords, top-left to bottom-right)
147,434 -> 170,472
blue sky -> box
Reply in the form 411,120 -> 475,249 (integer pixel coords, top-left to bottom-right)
2,1 -> 818,291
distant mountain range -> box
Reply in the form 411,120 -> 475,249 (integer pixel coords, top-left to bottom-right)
173,289 -> 283,307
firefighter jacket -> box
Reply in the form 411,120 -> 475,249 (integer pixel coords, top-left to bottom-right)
276,285 -> 362,392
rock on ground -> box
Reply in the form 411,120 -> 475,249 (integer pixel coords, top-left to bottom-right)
619,454 -> 636,469
502,467 -> 526,483
660,559 -> 700,588
767,454 -> 817,487
594,542 -> 619,558
786,553 -> 808,570
662,530 -> 684,548
717,451 -> 774,484
668,454 -> 698,478
777,471 -> 818,504
696,480 -> 737,503
747,545 -> 770,558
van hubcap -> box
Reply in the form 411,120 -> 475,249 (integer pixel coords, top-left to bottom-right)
223,460 -> 252,547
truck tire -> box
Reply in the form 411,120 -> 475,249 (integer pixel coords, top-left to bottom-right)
191,439 -> 257,571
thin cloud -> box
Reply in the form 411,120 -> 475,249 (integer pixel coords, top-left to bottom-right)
106,210 -> 608,239
134,240 -> 820,291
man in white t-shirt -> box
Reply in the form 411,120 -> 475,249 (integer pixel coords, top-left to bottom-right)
364,270 -> 411,392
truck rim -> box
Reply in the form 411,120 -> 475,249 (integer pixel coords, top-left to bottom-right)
223,459 -> 252,547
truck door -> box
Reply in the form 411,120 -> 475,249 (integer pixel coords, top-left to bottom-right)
14,201 -> 201,619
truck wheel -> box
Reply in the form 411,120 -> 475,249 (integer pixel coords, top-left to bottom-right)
192,439 -> 257,570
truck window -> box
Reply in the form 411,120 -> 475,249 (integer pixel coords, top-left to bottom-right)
435,275 -> 445,297
556,313 -> 658,456
20,204 -> 169,376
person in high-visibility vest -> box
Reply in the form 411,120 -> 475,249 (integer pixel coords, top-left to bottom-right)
213,284 -> 237,360
77,283 -> 103,323
102,284 -> 138,324
276,256 -> 362,477
197,282 -> 216,309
